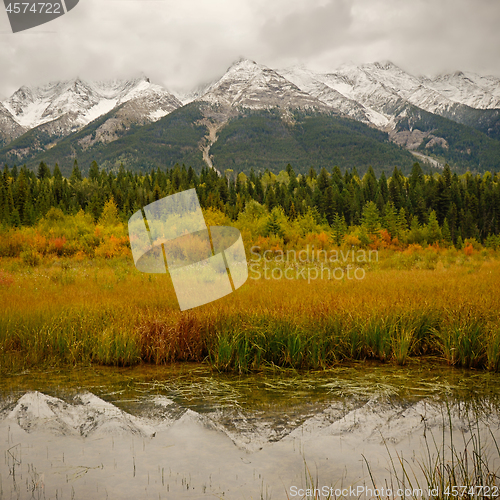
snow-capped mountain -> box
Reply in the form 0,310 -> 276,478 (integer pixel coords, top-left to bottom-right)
0,76 -> 182,161
278,61 -> 500,130
1,60 -> 499,175
279,63 -> 405,128
4,76 -> 181,131
194,59 -> 330,113
425,71 -> 500,110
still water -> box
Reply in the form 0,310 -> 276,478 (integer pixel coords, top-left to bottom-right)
1,362 -> 499,499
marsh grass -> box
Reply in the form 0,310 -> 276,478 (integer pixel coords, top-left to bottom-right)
1,255 -> 500,373
364,407 -> 500,500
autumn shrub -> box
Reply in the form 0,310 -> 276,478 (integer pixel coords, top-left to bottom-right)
464,243 -> 474,256
94,235 -> 131,259
20,247 -> 43,266
343,234 -> 362,247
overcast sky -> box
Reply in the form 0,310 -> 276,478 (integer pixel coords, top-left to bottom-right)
1,0 -> 500,99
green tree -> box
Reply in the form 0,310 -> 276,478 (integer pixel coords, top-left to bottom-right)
70,160 -> 82,183
331,213 -> 347,245
425,210 -> 441,244
265,208 -> 283,237
37,161 -> 51,180
99,197 -> 120,226
361,201 -> 381,235
89,161 -> 100,182
442,218 -> 452,245
383,201 -> 398,238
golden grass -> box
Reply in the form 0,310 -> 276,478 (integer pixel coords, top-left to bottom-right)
1,249 -> 499,373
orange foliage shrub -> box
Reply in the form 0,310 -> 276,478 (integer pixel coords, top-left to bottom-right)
254,236 -> 271,252
33,234 -> 48,255
304,232 -> 330,250
368,234 -> 382,250
48,237 -> 67,256
380,229 -> 392,247
404,243 -> 423,255
0,230 -> 28,257
464,243 -> 474,256
94,235 -> 130,259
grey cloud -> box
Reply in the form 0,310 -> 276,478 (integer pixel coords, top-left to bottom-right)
0,0 -> 499,99
259,0 -> 353,58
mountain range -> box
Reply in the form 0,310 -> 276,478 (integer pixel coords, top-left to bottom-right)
1,59 -> 500,176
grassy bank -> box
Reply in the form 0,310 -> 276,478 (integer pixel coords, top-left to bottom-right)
1,248 -> 500,374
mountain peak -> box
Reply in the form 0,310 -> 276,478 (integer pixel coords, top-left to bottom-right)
2,75 -> 180,130
227,58 -> 258,70
373,60 -> 398,70
197,58 -> 328,112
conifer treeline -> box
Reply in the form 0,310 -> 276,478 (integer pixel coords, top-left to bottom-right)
1,160 -> 500,245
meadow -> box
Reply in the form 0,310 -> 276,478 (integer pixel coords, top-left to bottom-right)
1,235 -> 499,374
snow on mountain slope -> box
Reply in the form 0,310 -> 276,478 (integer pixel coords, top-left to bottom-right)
0,102 -> 26,144
279,61 -> 500,130
426,71 -> 500,110
279,62 -> 409,129
76,89 -> 182,151
3,77 -> 181,132
196,59 -> 330,112
278,65 -> 374,123
356,62 -> 464,116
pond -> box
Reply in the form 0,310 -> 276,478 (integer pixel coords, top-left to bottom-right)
1,361 -> 499,499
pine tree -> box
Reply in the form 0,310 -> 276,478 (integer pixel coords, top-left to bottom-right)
384,201 -> 398,238
3,181 -> 15,225
254,176 -> 264,203
317,168 -> 330,191
0,181 -> 5,225
99,197 -> 120,226
361,201 -> 381,235
324,186 -> 336,225
389,168 -> 403,210
397,207 -> 408,240
53,164 -> 64,204
362,166 -> 378,202
287,164 -> 298,193
265,186 -> 277,212
11,208 -> 21,227
14,169 -> 30,223
22,198 -> 36,226
409,162 -> 424,189
442,218 -> 452,246
332,213 -> 347,245
425,210 -> 441,244
378,171 -> 389,203
70,160 -> 82,183
265,209 -> 283,237
37,162 -> 51,180
89,161 -> 100,182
